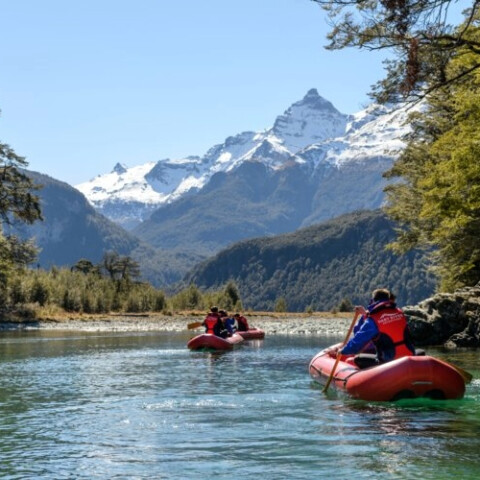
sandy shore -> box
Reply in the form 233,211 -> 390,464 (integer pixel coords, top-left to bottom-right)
0,312 -> 353,336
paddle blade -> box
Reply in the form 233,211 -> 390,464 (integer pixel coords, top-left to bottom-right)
447,361 -> 473,384
322,352 -> 341,393
187,321 -> 203,330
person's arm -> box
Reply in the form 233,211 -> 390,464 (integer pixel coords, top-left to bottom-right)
353,315 -> 365,334
340,318 -> 378,355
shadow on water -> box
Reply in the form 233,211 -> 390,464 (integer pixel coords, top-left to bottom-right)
311,376 -> 480,439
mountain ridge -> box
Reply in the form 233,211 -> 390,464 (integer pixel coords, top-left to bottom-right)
75,89 -> 411,231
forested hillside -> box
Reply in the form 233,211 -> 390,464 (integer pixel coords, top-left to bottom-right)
6,171 -> 195,286
134,161 -> 316,256
185,210 -> 436,312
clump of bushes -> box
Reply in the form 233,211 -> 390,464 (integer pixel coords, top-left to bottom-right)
1,257 -> 244,317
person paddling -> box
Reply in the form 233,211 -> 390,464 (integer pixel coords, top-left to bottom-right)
234,313 -> 249,332
216,310 -> 232,338
328,288 -> 415,368
220,310 -> 236,336
203,307 -> 223,336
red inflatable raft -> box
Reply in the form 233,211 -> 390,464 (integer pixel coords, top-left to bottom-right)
237,328 -> 265,340
309,344 -> 466,401
187,333 -> 244,351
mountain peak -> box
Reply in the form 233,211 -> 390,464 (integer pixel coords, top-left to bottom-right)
271,89 -> 348,152
76,91 -> 410,231
299,88 -> 338,112
112,162 -> 128,175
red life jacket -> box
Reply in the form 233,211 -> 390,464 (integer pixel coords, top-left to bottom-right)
369,306 -> 414,360
204,314 -> 219,334
236,316 -> 249,331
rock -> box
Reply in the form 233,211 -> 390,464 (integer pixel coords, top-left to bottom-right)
405,284 -> 480,348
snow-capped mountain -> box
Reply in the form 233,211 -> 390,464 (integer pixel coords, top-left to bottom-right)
75,89 -> 412,229
298,102 -> 411,168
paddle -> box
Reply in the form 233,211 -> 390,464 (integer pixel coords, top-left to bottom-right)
187,321 -> 203,330
323,311 -> 360,393
443,360 -> 473,384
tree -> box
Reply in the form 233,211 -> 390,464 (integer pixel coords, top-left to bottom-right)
337,297 -> 354,312
101,251 -> 141,291
0,132 -> 42,306
224,280 -> 241,309
311,2 -> 480,289
71,258 -> 100,275
101,251 -> 122,280
274,297 -> 288,312
0,138 -> 42,225
312,1 -> 480,102
115,256 -> 141,283
384,23 -> 480,289
171,284 -> 203,310
0,232 -> 38,305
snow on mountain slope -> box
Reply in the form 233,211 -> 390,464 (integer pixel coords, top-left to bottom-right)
272,88 -> 347,151
333,103 -> 412,165
75,89 -> 412,229
297,102 -> 414,169
81,161 -> 164,205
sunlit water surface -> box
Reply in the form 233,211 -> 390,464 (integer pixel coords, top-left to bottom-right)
1,330 -> 479,479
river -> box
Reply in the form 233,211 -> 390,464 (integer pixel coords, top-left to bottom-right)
0,330 -> 479,479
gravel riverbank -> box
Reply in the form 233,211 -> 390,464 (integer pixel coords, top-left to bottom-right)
0,312 -> 353,336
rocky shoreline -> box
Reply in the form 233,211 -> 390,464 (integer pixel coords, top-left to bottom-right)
0,312 -> 353,336
2,284 -> 480,348
404,283 -> 480,348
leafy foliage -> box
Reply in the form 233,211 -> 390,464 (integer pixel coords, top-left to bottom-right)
0,141 -> 42,225
312,1 -> 480,290
2,263 -> 247,318
336,297 -> 354,312
168,281 -> 243,313
312,1 -> 480,102
274,297 -> 288,312
3,267 -> 167,315
385,17 -> 480,289
0,133 -> 42,306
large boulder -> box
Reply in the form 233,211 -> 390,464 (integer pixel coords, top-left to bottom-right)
404,283 -> 480,348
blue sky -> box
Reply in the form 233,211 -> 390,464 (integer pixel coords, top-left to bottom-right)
0,0 -> 389,185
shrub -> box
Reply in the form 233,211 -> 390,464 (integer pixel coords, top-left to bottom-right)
30,278 -> 50,306
62,288 -> 82,312
337,297 -> 354,312
274,297 -> 288,312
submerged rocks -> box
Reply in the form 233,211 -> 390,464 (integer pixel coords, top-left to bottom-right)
405,283 -> 480,348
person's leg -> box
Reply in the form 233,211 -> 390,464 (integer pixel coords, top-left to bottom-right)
354,354 -> 378,369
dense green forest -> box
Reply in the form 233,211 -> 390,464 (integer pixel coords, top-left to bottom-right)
185,210 -> 436,311
1,210 -> 434,316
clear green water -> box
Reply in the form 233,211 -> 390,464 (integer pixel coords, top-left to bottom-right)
0,330 -> 479,479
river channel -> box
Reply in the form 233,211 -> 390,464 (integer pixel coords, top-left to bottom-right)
0,330 -> 479,479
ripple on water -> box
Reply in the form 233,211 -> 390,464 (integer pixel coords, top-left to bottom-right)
0,332 -> 479,480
